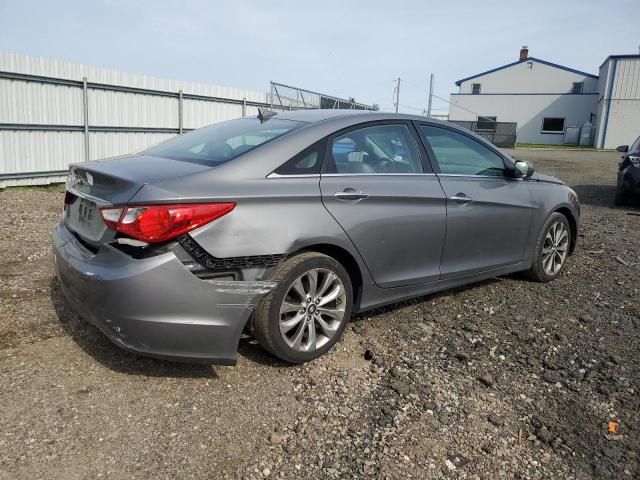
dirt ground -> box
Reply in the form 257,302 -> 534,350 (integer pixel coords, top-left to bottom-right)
0,148 -> 638,479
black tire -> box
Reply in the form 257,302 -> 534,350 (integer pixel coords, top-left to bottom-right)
526,212 -> 572,283
253,252 -> 353,363
614,180 -> 628,206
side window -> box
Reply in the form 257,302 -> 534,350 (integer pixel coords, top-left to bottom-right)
419,125 -> 505,177
274,141 -> 324,175
327,124 -> 423,174
630,136 -> 640,154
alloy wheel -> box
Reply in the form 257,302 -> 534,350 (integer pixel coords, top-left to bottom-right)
542,221 -> 569,276
279,268 -> 346,352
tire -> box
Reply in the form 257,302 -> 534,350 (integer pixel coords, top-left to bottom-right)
614,180 -> 628,206
526,212 -> 572,283
253,252 -> 353,363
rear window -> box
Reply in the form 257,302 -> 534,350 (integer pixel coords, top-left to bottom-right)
145,118 -> 303,166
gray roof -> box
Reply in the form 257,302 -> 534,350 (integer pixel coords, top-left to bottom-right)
273,109 -> 439,124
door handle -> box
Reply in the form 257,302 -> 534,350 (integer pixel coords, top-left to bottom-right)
334,189 -> 370,202
449,193 -> 473,204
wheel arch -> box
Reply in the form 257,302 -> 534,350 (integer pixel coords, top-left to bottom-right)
554,207 -> 578,255
295,243 -> 364,312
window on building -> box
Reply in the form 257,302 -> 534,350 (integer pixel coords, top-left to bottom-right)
476,116 -> 497,131
541,118 -> 565,133
571,82 -> 584,94
471,83 -> 481,95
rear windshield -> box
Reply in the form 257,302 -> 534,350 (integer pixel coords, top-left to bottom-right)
145,118 -> 303,166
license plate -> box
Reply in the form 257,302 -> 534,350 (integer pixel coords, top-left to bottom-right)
78,198 -> 97,224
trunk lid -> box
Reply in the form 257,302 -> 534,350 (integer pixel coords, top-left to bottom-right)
64,154 -> 212,245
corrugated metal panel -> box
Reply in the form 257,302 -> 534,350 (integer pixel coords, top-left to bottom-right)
88,90 -> 178,128
0,51 -> 267,102
0,52 -> 298,186
183,99 -> 245,129
88,132 -> 175,161
613,58 -> 640,100
0,130 -> 84,173
0,79 -> 83,124
0,174 -> 67,188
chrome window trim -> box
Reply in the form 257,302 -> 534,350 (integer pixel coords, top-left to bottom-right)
436,173 -> 507,179
321,173 -> 436,177
266,173 -> 321,179
266,172 -> 437,179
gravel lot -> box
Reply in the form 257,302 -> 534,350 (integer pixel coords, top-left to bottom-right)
1,148 -> 638,479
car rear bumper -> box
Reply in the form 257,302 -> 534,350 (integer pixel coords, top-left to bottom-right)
52,222 -> 275,364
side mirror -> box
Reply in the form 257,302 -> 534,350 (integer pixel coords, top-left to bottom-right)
514,160 -> 534,178
616,145 -> 629,153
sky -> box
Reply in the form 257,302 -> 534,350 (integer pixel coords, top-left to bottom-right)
1,0 -> 639,114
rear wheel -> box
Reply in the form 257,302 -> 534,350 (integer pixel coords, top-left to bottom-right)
527,213 -> 571,283
253,252 -> 353,363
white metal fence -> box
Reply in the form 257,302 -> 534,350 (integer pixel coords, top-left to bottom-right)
0,52 -> 272,187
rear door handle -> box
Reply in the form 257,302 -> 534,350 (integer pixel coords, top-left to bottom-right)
334,188 -> 370,202
449,193 -> 473,204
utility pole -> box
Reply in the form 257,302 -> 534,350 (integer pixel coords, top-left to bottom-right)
426,73 -> 434,118
394,77 -> 401,113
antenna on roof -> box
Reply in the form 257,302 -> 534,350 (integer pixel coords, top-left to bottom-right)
257,108 -> 278,123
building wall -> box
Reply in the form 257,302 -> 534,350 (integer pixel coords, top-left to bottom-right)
594,56 -> 640,149
456,59 -> 599,94
448,93 -> 598,145
450,58 -> 599,145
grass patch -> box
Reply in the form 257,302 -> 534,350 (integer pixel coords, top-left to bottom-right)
515,143 -> 612,152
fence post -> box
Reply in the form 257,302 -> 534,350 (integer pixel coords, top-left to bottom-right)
242,97 -> 246,117
270,82 -> 274,109
82,77 -> 90,162
178,90 -> 183,134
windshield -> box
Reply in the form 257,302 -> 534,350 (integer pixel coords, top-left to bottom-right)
145,118 -> 304,166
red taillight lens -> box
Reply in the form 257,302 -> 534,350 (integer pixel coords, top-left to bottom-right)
100,203 -> 235,243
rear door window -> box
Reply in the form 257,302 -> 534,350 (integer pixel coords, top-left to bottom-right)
273,140 -> 325,175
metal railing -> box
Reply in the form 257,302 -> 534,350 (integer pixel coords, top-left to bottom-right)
448,120 -> 518,148
269,82 -> 377,111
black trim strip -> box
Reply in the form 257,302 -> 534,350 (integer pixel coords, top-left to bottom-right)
178,235 -> 287,270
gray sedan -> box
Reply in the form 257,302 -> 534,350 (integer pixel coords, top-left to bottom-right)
53,110 -> 580,364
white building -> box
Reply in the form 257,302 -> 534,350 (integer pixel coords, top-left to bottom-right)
449,47 -> 600,146
593,55 -> 640,149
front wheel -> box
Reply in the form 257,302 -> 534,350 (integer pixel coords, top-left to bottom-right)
614,179 -> 629,206
527,213 -> 571,283
252,252 -> 353,363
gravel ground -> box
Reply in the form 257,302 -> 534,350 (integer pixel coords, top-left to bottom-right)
1,148 -> 638,479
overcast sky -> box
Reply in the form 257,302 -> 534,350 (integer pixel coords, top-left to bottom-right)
1,0 -> 638,114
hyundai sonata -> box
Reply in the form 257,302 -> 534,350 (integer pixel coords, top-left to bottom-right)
53,109 -> 580,364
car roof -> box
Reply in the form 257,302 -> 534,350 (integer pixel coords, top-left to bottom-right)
270,109 -> 452,126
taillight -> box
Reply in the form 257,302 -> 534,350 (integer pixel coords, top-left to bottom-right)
100,203 -> 235,243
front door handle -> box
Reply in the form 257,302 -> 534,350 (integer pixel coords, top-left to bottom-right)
449,193 -> 473,204
334,188 -> 370,202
